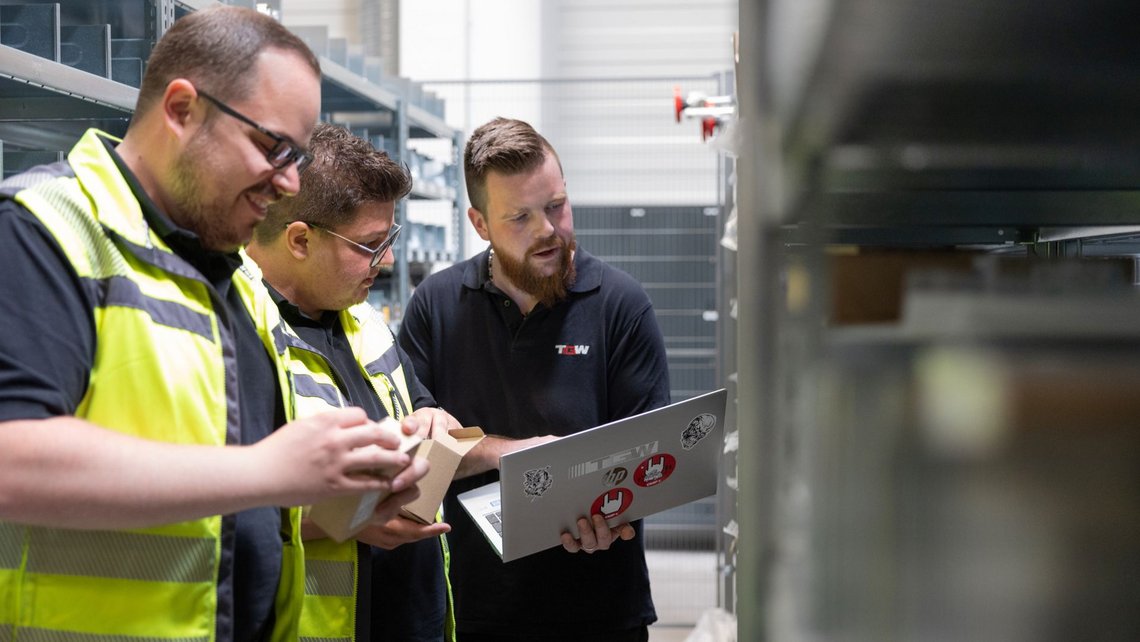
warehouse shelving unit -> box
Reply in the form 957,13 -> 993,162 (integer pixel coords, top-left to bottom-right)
0,0 -> 462,322
734,1 -> 1140,640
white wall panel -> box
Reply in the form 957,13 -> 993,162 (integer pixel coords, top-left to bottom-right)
400,0 -> 736,253
281,0 -> 361,42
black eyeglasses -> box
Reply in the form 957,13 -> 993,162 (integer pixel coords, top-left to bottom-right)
197,89 -> 313,174
308,222 -> 403,268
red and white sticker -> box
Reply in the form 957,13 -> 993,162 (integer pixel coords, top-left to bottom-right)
591,487 -> 633,519
634,454 -> 676,487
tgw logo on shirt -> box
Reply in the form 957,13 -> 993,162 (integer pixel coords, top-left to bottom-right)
555,344 -> 590,356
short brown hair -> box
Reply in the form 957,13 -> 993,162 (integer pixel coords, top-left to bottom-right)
256,122 -> 412,243
464,117 -> 561,214
134,6 -> 319,120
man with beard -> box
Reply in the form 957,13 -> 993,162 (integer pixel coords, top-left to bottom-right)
0,7 -> 426,641
398,117 -> 671,641
248,122 -> 459,642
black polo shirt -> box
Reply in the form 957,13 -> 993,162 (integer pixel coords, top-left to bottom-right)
271,292 -> 448,641
0,140 -> 284,642
398,247 -> 671,638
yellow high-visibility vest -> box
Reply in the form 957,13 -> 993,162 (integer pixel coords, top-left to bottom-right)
285,302 -> 455,642
0,128 -> 303,642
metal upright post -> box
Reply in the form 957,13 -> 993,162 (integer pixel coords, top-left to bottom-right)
737,0 -> 778,638
394,95 -> 410,316
150,0 -> 175,42
452,129 -> 467,260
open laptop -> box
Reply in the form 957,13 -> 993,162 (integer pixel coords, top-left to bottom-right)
458,388 -> 727,562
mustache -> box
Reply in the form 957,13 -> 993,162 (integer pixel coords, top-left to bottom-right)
527,234 -> 566,256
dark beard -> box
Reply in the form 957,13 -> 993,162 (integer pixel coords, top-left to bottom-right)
495,235 -> 578,309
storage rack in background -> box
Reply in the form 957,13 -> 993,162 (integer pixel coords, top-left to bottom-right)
732,1 -> 1140,640
0,0 -> 462,324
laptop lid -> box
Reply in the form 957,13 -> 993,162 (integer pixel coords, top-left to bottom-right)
458,388 -> 727,562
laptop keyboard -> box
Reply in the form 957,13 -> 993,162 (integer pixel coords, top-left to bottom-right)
485,510 -> 503,535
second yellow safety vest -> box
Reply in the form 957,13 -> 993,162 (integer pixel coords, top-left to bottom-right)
284,302 -> 455,642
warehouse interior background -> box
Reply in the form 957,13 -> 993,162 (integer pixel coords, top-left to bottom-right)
3,1 -> 1140,640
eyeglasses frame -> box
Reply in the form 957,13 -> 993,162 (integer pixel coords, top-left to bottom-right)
307,221 -> 403,268
196,89 -> 313,174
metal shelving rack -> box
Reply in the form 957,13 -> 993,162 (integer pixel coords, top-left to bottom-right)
307,46 -> 462,322
0,0 -> 462,322
735,1 -> 1140,640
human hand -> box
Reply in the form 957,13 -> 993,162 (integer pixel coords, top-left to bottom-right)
454,433 -> 558,479
559,513 -> 635,554
404,407 -> 463,440
355,513 -> 451,549
253,408 -> 418,506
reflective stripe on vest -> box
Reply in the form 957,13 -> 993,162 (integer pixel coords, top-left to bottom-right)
26,528 -> 214,582
294,373 -> 347,408
90,275 -> 215,339
0,129 -> 303,641
0,523 -> 22,570
304,559 -> 355,597
13,629 -> 207,642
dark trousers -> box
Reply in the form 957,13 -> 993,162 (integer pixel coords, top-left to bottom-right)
457,626 -> 649,642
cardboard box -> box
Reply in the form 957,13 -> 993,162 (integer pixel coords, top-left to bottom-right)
829,251 -> 976,325
401,427 -> 485,524
309,428 -> 424,543
828,251 -> 1134,326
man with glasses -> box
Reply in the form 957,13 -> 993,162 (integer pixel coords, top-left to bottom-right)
248,122 -> 461,642
0,7 -> 427,642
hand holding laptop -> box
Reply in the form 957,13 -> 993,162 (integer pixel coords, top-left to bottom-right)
560,513 -> 636,554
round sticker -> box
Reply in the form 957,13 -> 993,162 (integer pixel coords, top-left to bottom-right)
590,487 -> 634,520
634,454 -> 677,487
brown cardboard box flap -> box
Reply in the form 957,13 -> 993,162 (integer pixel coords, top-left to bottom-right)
441,427 -> 486,453
401,426 -> 485,524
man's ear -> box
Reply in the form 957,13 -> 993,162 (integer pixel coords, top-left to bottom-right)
284,221 -> 313,260
468,207 -> 490,241
161,78 -> 200,139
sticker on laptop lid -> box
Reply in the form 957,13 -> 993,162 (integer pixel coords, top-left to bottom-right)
681,413 -> 717,450
591,487 -> 633,520
522,466 -> 553,499
634,454 -> 676,487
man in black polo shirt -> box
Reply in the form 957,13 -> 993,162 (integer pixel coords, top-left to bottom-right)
398,117 -> 671,642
